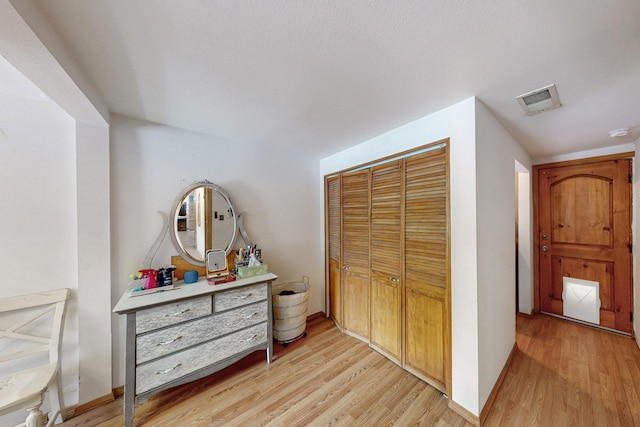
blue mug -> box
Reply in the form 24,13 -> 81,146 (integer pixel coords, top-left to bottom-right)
184,270 -> 199,284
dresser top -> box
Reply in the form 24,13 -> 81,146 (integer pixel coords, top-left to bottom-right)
113,273 -> 278,314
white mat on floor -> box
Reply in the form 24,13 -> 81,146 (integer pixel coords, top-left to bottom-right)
563,277 -> 600,324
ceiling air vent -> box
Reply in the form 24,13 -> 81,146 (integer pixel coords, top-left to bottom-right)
516,84 -> 561,115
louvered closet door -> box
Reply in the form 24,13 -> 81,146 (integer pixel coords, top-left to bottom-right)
327,175 -> 342,327
404,146 -> 448,390
341,169 -> 370,339
370,160 -> 402,362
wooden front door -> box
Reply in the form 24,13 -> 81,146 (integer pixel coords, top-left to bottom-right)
537,159 -> 633,334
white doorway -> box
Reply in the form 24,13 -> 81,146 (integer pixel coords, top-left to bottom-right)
515,160 -> 533,315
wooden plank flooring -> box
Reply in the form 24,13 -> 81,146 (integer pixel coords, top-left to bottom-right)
61,314 -> 640,426
484,315 -> 640,426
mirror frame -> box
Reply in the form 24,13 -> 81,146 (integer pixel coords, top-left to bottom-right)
169,181 -> 238,266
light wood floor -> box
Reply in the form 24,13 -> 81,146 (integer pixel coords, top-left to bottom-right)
484,314 -> 640,426
61,314 -> 640,426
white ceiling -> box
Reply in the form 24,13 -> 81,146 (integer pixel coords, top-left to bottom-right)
19,1 -> 640,158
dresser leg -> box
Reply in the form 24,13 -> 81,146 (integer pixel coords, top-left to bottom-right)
124,312 -> 136,427
267,281 -> 273,364
124,387 -> 134,427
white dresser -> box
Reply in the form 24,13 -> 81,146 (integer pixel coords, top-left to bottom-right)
113,273 -> 277,427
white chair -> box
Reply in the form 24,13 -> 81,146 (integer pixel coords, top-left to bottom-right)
0,288 -> 70,427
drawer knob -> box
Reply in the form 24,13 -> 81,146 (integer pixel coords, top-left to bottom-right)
244,313 -> 259,320
166,308 -> 190,317
156,363 -> 182,375
240,334 -> 258,343
239,293 -> 253,299
156,336 -> 183,346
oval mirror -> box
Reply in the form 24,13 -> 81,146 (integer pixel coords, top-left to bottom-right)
169,181 -> 238,266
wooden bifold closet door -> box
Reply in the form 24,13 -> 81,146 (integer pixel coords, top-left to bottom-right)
327,175 -> 342,327
325,140 -> 449,393
341,169 -> 370,339
403,147 -> 448,389
370,160 -> 403,363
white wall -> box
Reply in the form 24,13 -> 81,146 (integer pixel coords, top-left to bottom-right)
515,162 -> 533,315
0,90 -> 78,425
6,0 -> 109,123
474,99 -> 532,411
533,143 -> 636,166
110,115 -> 323,387
320,97 -> 482,416
1,1 -> 113,413
75,121 -> 112,403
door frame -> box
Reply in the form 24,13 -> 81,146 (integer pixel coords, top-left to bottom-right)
532,151 -> 635,321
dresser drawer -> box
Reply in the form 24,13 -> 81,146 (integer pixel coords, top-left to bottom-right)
214,283 -> 267,312
136,301 -> 268,364
136,322 -> 267,394
136,296 -> 211,334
